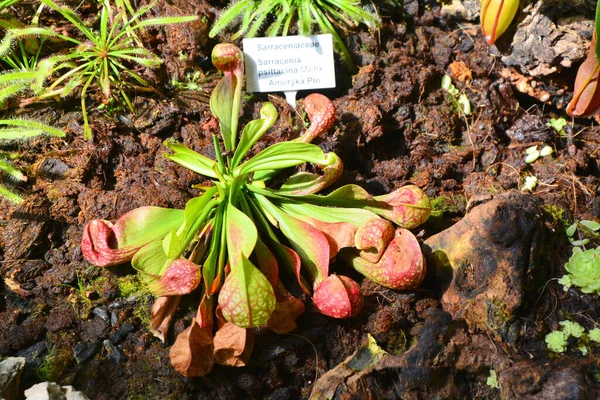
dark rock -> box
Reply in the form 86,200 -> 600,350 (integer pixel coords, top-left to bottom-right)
104,340 -> 128,364
109,323 -> 135,344
459,38 -> 474,53
92,307 -> 110,325
16,341 -> 47,362
0,357 -> 26,400
16,341 -> 47,386
311,309 -> 458,399
499,359 -> 594,399
38,158 -> 70,180
110,311 -> 118,327
424,194 -> 550,337
80,317 -> 109,342
73,342 -> 99,364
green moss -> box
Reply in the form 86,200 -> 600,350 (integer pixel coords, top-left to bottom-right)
541,204 -> 568,227
430,195 -> 467,218
37,344 -> 73,382
116,275 -> 146,298
133,295 -> 151,326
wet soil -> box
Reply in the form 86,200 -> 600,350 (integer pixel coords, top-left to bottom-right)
1,1 -> 600,399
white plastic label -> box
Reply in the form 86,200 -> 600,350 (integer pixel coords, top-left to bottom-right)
243,34 -> 336,93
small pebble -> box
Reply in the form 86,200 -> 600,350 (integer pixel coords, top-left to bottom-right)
109,322 -> 135,344
93,307 -> 110,324
104,340 -> 128,364
110,311 -> 119,327
73,342 -> 99,364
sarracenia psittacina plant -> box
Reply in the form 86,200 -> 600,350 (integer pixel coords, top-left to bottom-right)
480,0 -> 519,45
81,43 -> 431,377
567,0 -> 600,117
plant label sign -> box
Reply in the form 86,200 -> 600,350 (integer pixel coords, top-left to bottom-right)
243,34 -> 336,108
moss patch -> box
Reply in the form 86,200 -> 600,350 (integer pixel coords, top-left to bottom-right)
116,275 -> 147,298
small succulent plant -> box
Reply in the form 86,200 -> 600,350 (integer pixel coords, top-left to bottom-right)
560,247 -> 600,295
81,43 -> 430,377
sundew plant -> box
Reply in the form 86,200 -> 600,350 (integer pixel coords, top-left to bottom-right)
0,0 -> 198,139
81,44 -> 431,377
209,0 -> 380,70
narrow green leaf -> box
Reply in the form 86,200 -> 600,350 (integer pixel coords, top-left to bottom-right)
163,187 -> 219,259
0,119 -> 65,138
132,15 -> 199,30
0,183 -> 23,203
277,201 -> 378,228
163,140 -> 218,179
235,142 -> 336,176
0,156 -> 25,180
209,0 -> 254,38
231,102 -> 277,169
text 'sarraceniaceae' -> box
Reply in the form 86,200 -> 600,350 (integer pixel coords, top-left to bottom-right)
81,43 -> 431,377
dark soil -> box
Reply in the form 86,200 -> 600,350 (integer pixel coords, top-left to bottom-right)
1,1 -> 600,399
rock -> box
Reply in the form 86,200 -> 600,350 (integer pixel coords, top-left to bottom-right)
110,311 -> 118,327
424,194 -> 549,337
24,382 -> 89,400
80,317 -> 109,342
103,341 -> 128,365
0,357 -> 26,400
73,342 -> 99,365
499,359 -> 593,399
17,341 -> 48,387
38,158 -> 70,180
92,307 -> 110,325
310,309 -> 458,399
109,322 -> 134,344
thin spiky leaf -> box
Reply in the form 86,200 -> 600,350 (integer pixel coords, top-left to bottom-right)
0,183 -> 22,203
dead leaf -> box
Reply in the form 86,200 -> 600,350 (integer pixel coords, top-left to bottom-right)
149,296 -> 181,342
169,318 -> 214,377
213,322 -> 254,367
265,294 -> 305,334
4,277 -> 31,297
